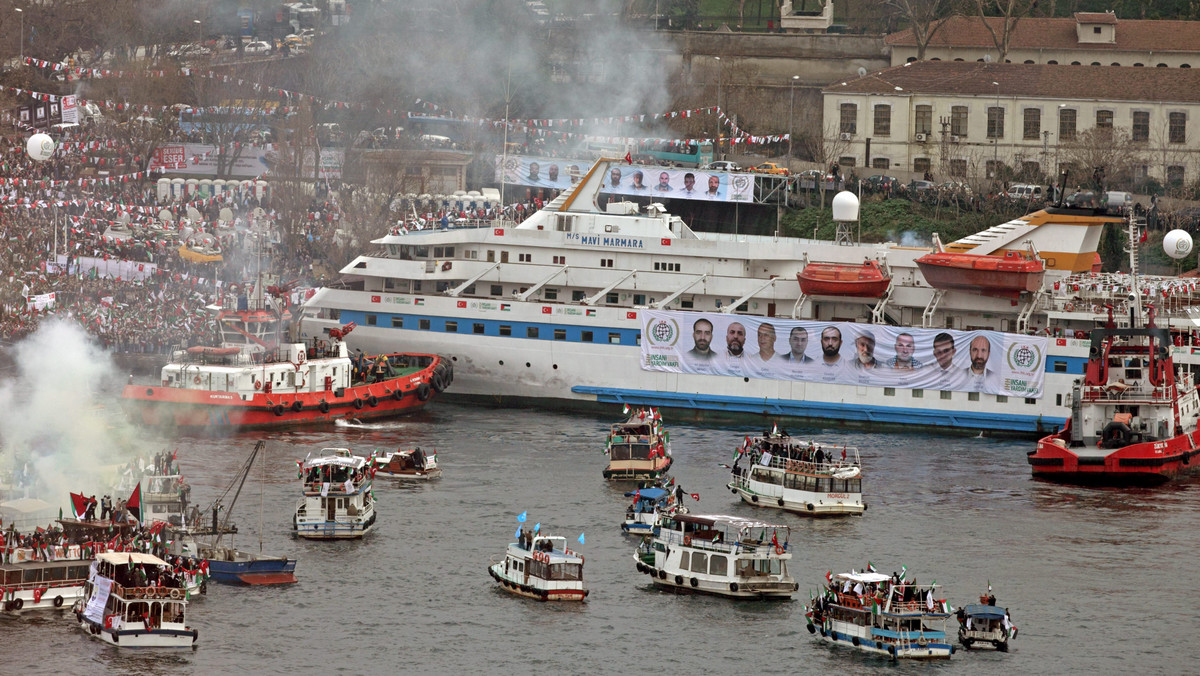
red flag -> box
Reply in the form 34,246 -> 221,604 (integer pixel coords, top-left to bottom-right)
1140,228 -> 1148,243
70,492 -> 89,519
624,152 -> 632,164
127,483 -> 142,524
689,493 -> 700,501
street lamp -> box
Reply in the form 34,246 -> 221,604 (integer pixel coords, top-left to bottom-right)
194,18 -> 202,47
715,56 -> 722,159
787,74 -> 799,168
15,8 -> 22,61
991,81 -> 1000,186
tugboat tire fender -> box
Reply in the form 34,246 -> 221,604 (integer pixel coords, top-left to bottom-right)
318,401 -> 330,413
53,595 -> 63,607
674,575 -> 683,586
353,398 -> 365,410
806,622 -> 815,634
690,577 -> 699,588
416,383 -> 432,401
658,570 -> 667,580
852,636 -> 860,646
291,401 -> 303,412
729,582 -> 739,593
367,395 -> 378,407
393,390 -> 405,401
11,598 -> 21,611
272,405 -> 285,416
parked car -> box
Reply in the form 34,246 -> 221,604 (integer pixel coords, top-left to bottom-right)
752,162 -> 789,176
908,179 -> 936,195
700,161 -> 741,172
243,41 -> 272,55
797,169 -> 839,190
862,175 -> 899,192
1003,184 -> 1046,200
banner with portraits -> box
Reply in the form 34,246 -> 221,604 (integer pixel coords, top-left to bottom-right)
640,310 -> 1047,398
494,155 -> 755,203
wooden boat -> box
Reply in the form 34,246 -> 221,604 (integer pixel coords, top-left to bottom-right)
1027,306 -> 1200,485
796,261 -> 891,297
489,528 -> 587,602
603,407 -> 672,480
807,570 -> 954,659
915,250 -> 1044,298
370,447 -> 441,480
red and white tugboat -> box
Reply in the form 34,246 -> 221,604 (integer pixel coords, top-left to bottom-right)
1028,304 -> 1200,485
121,277 -> 452,431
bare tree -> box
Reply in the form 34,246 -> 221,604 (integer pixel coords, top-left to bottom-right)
1058,127 -> 1145,192
884,0 -> 956,61
802,122 -> 852,210
969,0 -> 1039,62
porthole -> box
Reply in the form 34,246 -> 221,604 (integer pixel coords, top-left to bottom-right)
499,360 -> 504,366
553,364 -> 558,370
526,362 -> 531,368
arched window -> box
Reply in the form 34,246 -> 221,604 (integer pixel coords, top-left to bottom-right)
907,56 -> 916,63
1183,64 -> 1192,68
1157,63 -> 1168,68
1070,61 -> 1082,66
1111,62 -> 1120,66
1048,60 -> 1058,64
1024,60 -> 1035,64
1090,62 -> 1101,66
1133,63 -> 1144,67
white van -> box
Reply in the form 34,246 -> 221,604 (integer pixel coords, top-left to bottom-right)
1003,184 -> 1045,200
1103,191 -> 1134,214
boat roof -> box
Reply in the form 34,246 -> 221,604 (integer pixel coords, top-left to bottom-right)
625,487 -> 669,499
97,552 -> 168,566
304,449 -> 367,469
674,513 -> 788,531
835,571 -> 892,584
963,604 -> 1007,619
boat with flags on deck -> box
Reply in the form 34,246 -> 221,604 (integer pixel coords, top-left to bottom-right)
0,537 -> 93,613
957,587 -> 1017,651
621,486 -> 676,535
120,275 -> 451,431
806,569 -> 954,660
74,552 -> 199,648
728,427 -> 865,516
292,449 -> 377,539
488,524 -> 588,602
603,406 -> 672,480
633,513 -> 797,599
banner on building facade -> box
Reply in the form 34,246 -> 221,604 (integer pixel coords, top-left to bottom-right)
494,155 -> 754,202
640,310 -> 1047,398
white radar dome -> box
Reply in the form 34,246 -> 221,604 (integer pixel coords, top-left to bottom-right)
26,133 -> 55,161
831,190 -> 860,222
1164,229 -> 1193,259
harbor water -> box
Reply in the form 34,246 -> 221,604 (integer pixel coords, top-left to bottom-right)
1,403 -> 1196,674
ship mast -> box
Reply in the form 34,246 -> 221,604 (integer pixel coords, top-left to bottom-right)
1127,211 -> 1142,328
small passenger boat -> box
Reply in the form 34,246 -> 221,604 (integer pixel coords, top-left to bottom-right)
632,513 -> 797,599
796,260 -> 891,298
293,449 -> 377,539
729,429 -> 864,516
621,487 -> 674,535
604,407 -> 672,481
75,552 -> 198,648
957,590 -> 1017,651
0,543 -> 93,613
488,527 -> 588,602
806,570 -> 954,659
915,249 -> 1044,298
370,447 -> 441,480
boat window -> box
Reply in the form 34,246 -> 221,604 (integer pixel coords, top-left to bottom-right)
609,333 -> 620,344
679,551 -> 690,569
911,389 -> 923,398
605,292 -> 619,304
501,251 -> 510,263
709,555 -> 728,576
581,331 -> 593,342
545,289 -> 558,300
846,478 -> 861,493
940,391 -> 952,400
815,478 -> 831,493
756,558 -> 783,576
22,568 -> 43,583
572,290 -> 585,301
491,284 -> 503,295
499,325 -> 512,336
392,317 -> 404,328
473,323 -> 485,334
527,327 -> 539,338
968,392 -> 980,401
830,479 -> 846,493
784,473 -> 801,489
691,552 -> 707,573
445,321 -> 458,333
552,563 -> 582,581
419,319 -> 431,330
996,395 -> 1008,403
884,387 -> 895,396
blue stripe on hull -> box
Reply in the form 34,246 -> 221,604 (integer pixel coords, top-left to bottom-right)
573,386 -> 1065,434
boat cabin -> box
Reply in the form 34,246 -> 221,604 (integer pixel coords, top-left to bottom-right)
508,532 -> 583,583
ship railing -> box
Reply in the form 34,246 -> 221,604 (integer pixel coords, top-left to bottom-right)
1081,384 -> 1170,401
762,454 -> 860,474
658,529 -> 784,556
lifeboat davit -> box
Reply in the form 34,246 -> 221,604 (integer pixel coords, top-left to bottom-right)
796,261 -> 891,298
915,250 -> 1045,298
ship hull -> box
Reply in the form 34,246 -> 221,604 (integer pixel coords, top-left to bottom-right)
1028,431 -> 1200,485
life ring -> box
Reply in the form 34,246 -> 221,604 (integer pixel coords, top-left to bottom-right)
353,398 -> 365,410
53,595 -> 64,607
272,404 -> 285,416
291,401 -> 303,412
441,261 -> 452,271
254,380 -> 262,390
775,544 -> 785,555
296,351 -> 306,364
318,401 -> 330,413
367,395 -> 378,407
416,383 -> 431,401
1064,302 -> 1074,312
170,588 -> 182,600
683,535 -> 692,546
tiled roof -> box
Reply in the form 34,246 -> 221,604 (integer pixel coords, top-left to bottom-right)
822,61 -> 1200,104
885,16 -> 1200,53
1075,12 -> 1117,25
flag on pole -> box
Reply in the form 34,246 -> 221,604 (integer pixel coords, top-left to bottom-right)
622,403 -> 630,416
926,589 -> 934,611
899,565 -> 907,582
577,532 -> 585,545
867,561 -> 876,573
70,492 -> 89,519
825,570 -> 833,584
533,522 -> 541,533
514,526 -> 522,539
771,422 -> 779,436
126,483 -> 141,524
516,511 -> 527,523
624,152 -> 632,164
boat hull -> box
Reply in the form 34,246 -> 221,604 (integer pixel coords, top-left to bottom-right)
206,558 -> 298,584
796,262 -> 891,298
634,553 -> 796,599
603,457 -> 672,481
78,616 -> 197,648
1028,430 -> 1200,486
728,480 -> 865,516
487,564 -> 588,602
959,628 -> 1010,651
812,623 -> 954,659
916,256 -> 1044,298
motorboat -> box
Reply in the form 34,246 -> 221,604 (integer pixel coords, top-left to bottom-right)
604,407 -> 672,480
620,487 -> 673,535
957,590 -> 1017,651
370,447 -> 442,480
75,552 -> 198,648
728,429 -> 865,516
293,449 -> 377,539
807,570 -> 954,659
488,527 -> 587,602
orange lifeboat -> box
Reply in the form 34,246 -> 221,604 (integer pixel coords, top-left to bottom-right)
796,261 -> 891,298
915,250 -> 1045,298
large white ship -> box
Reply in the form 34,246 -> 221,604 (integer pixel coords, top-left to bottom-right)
302,160 -> 1200,435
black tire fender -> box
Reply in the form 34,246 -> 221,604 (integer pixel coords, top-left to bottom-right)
291,401 -> 303,412
416,383 -> 431,401
729,582 -> 739,593
272,404 -> 284,416
806,623 -> 816,634
318,401 -> 330,413
367,395 -> 378,407
674,575 -> 683,586
353,398 -> 365,410
53,595 -> 63,608
393,389 -> 405,401
690,577 -> 699,588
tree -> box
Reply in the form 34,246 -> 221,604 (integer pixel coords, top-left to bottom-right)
1058,127 -> 1145,193
884,0 -> 956,61
969,0 -> 1040,62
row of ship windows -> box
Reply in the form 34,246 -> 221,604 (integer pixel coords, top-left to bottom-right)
394,283 -> 694,307
884,387 -> 1040,405
407,246 -> 681,272
355,312 -> 637,345
749,471 -> 862,493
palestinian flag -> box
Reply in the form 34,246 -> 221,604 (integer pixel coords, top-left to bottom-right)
70,492 -> 90,519
127,483 -> 142,524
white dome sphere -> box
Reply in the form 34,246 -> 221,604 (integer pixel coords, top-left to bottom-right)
1164,229 -> 1193,260
831,190 -> 860,222
26,133 -> 55,161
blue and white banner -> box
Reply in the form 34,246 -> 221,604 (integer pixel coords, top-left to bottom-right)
495,155 -> 754,202
640,310 -> 1047,398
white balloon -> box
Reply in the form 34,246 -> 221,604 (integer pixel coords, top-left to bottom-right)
26,133 -> 55,161
1163,229 -> 1194,259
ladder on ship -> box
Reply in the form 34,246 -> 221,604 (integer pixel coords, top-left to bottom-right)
870,272 -> 895,325
921,290 -> 945,328
1016,290 -> 1045,333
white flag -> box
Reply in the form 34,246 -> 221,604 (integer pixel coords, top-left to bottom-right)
759,451 -> 773,466
926,589 -> 934,610
344,479 -> 354,494
320,482 -> 330,497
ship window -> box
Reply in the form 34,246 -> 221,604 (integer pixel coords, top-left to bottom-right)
572,290 -> 585,301
679,551 -> 690,569
413,281 -> 422,291
487,250 -> 495,262
969,392 -> 980,401
44,566 -> 65,581
445,321 -> 458,333
1025,397 -> 1036,404
606,292 -> 619,304
846,478 -> 861,493
681,298 -> 693,309
600,258 -> 614,267
691,552 -> 707,573
1056,394 -> 1063,406
830,479 -> 846,493
996,395 -> 1008,403
709,555 -> 728,576
501,251 -> 510,263
581,331 -> 593,342
490,285 -> 502,296
940,391 -> 952,400
554,329 -> 566,340
473,323 -> 485,334
884,387 -> 895,396
609,333 -> 620,344
499,325 -> 512,336
419,319 -> 431,330
815,478 -> 831,492
519,253 -> 532,263
545,289 -> 558,300
911,389 -> 923,398
527,327 -> 539,338
553,255 -> 567,264
633,294 -> 646,305
1052,361 -> 1067,372
366,314 -> 377,326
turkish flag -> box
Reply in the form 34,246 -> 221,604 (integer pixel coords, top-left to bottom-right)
370,295 -> 381,303
661,238 -> 671,246
493,228 -> 504,236
542,307 -> 552,314
1056,338 -> 1067,346
457,300 -> 466,308
626,311 -> 637,319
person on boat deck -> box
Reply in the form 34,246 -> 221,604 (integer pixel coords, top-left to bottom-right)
85,495 -> 98,521
100,495 -> 111,521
